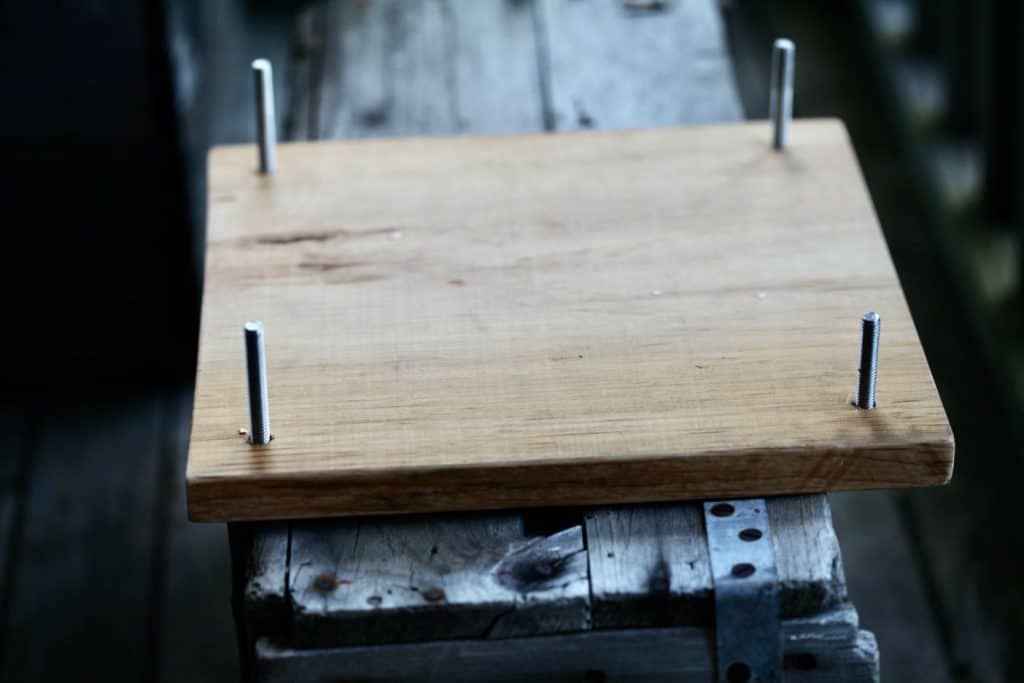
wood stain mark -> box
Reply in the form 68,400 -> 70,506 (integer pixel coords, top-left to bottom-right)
253,226 -> 400,246
298,260 -> 368,272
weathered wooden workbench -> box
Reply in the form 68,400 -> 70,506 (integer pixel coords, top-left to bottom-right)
238,498 -> 875,681
224,1 -> 880,679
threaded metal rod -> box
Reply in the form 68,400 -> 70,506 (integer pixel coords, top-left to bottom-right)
244,321 -> 271,444
252,59 -> 277,174
769,38 -> 795,150
856,312 -> 880,409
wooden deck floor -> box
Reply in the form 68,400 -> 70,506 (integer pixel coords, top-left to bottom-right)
0,1 -> 1009,680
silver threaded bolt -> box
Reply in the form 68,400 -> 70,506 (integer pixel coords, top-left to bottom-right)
856,312 -> 880,409
769,38 -> 795,150
252,59 -> 277,174
244,321 -> 271,444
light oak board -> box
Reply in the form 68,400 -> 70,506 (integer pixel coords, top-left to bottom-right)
187,119 -> 953,521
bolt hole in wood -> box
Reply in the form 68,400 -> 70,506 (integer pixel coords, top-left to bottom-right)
725,661 -> 752,682
738,528 -> 763,542
730,563 -> 756,579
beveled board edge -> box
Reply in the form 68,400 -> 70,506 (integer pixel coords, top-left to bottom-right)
188,438 -> 952,521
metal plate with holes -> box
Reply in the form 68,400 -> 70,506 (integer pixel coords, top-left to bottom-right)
704,499 -> 781,683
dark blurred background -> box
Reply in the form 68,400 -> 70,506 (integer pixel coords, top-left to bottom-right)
1,0 -> 1022,680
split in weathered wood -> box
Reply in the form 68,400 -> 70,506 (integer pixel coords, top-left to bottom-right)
244,496 -> 848,653
255,605 -> 878,683
238,521 -> 291,645
537,0 -> 743,131
585,496 -> 846,630
584,503 -> 712,629
769,495 -> 848,617
288,514 -> 589,648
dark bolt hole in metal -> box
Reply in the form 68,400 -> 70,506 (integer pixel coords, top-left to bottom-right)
738,528 -> 763,541
731,562 -> 757,578
710,503 -> 735,517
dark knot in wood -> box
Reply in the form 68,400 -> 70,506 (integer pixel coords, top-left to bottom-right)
312,573 -> 338,594
421,586 -> 447,603
494,528 -> 583,593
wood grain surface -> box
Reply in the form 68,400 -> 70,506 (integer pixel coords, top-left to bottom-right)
187,119 -> 953,521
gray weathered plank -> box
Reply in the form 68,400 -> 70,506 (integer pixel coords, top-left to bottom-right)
241,522 -> 292,643
537,0 -> 743,131
289,516 -> 589,647
314,0 -> 543,139
770,494 -> 847,617
1,395 -> 161,681
585,504 -> 711,628
586,496 -> 846,629
257,605 -> 877,683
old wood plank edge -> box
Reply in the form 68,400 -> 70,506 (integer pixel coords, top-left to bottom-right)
244,496 -> 850,648
585,495 -> 847,631
255,605 -> 878,683
239,522 -> 291,644
286,516 -> 589,648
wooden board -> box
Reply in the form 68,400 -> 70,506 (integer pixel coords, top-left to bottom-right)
242,496 -> 857,650
187,119 -> 953,522
255,607 -> 878,683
